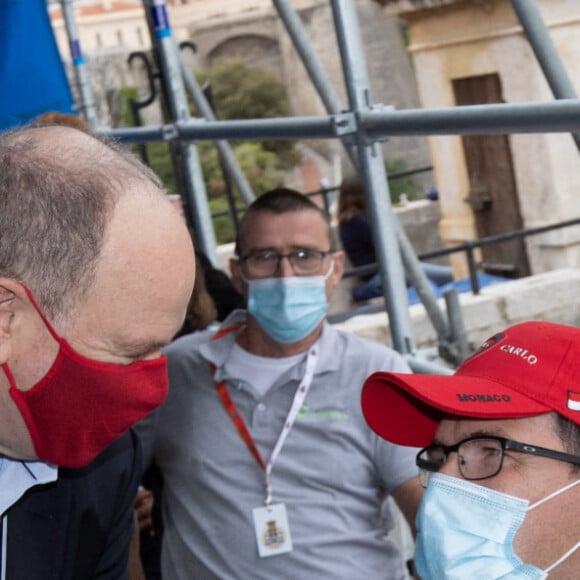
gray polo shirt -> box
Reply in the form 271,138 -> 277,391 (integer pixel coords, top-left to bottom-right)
137,311 -> 418,579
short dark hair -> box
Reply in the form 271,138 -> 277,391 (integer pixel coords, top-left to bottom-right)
0,125 -> 162,319
235,187 -> 336,255
336,175 -> 367,224
555,413 -> 580,474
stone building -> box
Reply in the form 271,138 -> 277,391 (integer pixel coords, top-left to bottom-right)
380,0 -> 580,278
49,0 -> 432,189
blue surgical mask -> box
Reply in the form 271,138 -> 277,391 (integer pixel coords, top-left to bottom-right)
245,264 -> 333,344
415,473 -> 580,579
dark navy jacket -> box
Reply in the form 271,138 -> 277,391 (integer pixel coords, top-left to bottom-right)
2,430 -> 140,579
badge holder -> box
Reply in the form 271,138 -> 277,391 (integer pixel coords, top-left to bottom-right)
252,499 -> 293,558
215,343 -> 319,559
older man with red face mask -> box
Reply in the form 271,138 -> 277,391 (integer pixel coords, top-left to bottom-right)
0,124 -> 195,578
362,321 -> 580,579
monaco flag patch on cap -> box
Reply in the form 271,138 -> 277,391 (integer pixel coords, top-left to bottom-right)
567,391 -> 580,411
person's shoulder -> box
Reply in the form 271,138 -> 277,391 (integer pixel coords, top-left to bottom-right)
328,323 -> 386,350
350,212 -> 370,226
165,325 -> 216,357
339,329 -> 400,355
328,325 -> 409,371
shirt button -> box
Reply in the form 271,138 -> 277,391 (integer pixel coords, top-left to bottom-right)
257,403 -> 266,412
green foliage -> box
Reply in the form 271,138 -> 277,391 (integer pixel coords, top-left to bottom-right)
201,141 -> 285,244
118,60 -> 299,244
209,195 -> 238,247
117,86 -> 177,193
232,142 -> 286,193
385,158 -> 420,205
194,60 -> 297,168
200,60 -> 289,120
198,141 -> 285,198
398,18 -> 411,48
145,142 -> 178,193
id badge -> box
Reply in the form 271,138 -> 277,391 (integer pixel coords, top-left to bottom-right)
252,503 -> 293,558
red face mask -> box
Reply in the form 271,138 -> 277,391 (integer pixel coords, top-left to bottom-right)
3,286 -> 168,468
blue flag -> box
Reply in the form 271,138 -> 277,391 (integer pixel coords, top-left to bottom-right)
0,0 -> 74,129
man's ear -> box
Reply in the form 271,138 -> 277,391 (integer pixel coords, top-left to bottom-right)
229,258 -> 246,296
329,251 -> 346,290
0,280 -> 25,364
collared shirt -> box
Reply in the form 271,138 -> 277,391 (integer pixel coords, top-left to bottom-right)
137,310 -> 419,580
0,457 -> 57,516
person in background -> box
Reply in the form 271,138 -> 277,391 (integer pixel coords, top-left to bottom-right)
336,175 -> 453,302
136,187 -> 423,579
195,250 -> 245,322
362,321 -> 580,579
34,110 -> 91,131
175,253 -> 220,338
0,124 -> 195,578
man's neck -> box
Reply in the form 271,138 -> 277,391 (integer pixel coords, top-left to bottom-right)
0,380 -> 37,461
236,319 -> 323,358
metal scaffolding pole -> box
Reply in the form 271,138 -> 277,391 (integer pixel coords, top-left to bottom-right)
142,0 -> 217,265
331,0 -> 456,355
60,0 -> 98,130
276,0 -> 432,302
272,0 -> 359,168
510,0 -> 580,151
360,99 -> 580,136
179,57 -> 255,206
103,98 -> 580,145
396,222 -> 451,342
330,0 -> 416,355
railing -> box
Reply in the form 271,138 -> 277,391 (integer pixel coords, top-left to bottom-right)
343,215 -> 580,295
327,214 -> 580,330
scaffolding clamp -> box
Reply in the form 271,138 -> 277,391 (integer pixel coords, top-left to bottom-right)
161,123 -> 179,141
365,104 -> 394,144
332,112 -> 357,136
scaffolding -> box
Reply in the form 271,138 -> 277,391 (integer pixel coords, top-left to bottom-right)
60,0 -> 580,370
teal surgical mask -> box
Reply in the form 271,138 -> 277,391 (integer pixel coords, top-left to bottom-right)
244,262 -> 333,344
415,473 -> 580,579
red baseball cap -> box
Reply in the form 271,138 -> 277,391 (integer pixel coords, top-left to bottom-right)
361,321 -> 580,447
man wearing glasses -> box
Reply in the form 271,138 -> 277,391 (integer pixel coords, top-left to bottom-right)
362,321 -> 580,579
137,188 -> 423,579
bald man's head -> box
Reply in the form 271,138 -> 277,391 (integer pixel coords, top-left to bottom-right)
0,125 -> 167,318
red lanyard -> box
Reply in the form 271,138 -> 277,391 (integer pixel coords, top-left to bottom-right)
210,323 -> 266,471
210,325 -> 319,503
214,376 -> 267,471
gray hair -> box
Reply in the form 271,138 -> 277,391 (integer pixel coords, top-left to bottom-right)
0,125 -> 163,318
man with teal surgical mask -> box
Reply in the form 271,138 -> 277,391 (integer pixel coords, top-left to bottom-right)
233,194 -> 338,348
136,187 -> 424,580
362,321 -> 580,579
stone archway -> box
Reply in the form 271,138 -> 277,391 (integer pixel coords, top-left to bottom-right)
208,35 -> 284,82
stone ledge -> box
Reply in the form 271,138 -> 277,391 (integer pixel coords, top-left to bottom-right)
334,268 -> 580,353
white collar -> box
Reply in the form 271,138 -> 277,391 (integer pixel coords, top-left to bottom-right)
0,457 -> 58,516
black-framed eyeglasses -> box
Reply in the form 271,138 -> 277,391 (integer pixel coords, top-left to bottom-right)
238,249 -> 333,278
416,435 -> 580,487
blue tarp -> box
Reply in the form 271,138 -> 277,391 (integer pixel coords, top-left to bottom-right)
0,0 -> 74,129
